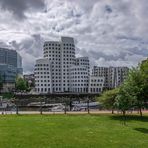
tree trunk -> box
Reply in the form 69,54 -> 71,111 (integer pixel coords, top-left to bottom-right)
139,107 -> 142,117
87,99 -> 90,114
122,110 -> 126,125
64,104 -> 67,114
111,109 -> 114,114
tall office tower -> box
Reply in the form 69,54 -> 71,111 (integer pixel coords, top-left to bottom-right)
0,48 -> 23,75
35,37 -> 75,94
61,37 -> 75,92
0,48 -> 23,91
43,40 -> 61,92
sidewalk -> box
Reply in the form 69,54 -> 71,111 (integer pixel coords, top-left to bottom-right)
1,110 -> 148,115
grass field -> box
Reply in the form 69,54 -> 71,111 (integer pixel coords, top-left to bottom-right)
0,114 -> 148,148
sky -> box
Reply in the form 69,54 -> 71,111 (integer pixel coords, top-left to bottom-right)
0,0 -> 148,74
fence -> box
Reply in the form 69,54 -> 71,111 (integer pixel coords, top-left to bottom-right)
0,93 -> 102,115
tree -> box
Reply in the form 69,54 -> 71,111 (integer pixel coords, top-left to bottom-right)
140,59 -> 148,109
116,82 -> 135,116
15,77 -> 27,92
99,88 -> 119,114
115,83 -> 135,125
128,68 -> 146,116
140,59 -> 148,77
116,67 -> 145,117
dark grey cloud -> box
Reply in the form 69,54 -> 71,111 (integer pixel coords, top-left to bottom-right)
0,0 -> 148,73
0,41 -> 9,48
105,5 -> 112,13
0,0 -> 45,19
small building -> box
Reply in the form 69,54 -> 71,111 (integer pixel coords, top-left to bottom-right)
24,74 -> 35,88
89,76 -> 105,94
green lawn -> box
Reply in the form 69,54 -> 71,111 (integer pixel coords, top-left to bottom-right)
0,114 -> 148,148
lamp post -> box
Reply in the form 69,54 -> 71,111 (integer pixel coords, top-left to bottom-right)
87,98 -> 90,114
15,99 -> 19,115
64,103 -> 67,114
40,97 -> 43,115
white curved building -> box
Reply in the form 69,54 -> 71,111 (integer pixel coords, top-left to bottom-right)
43,41 -> 62,92
75,57 -> 90,74
34,36 -> 105,94
35,37 -> 76,94
34,59 -> 52,94
61,37 -> 75,92
69,65 -> 89,93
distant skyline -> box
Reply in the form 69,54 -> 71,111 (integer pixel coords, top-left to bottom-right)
0,0 -> 148,74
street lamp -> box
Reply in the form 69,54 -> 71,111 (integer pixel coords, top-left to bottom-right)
87,98 -> 90,114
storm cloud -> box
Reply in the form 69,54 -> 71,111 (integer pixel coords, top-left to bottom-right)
0,0 -> 45,19
0,0 -> 148,73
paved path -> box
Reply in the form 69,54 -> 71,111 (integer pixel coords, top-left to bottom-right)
1,110 -> 148,115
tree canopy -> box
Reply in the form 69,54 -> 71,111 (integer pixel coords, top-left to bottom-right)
15,77 -> 28,92
99,88 -> 119,114
99,59 -> 148,117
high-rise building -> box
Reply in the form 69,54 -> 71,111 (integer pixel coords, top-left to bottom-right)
0,48 -> 23,74
92,66 -> 129,89
0,48 -> 23,91
35,37 -> 76,93
34,37 -> 105,94
41,37 -> 75,92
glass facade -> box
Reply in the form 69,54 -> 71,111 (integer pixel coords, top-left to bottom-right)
0,48 -> 23,84
0,64 -> 17,83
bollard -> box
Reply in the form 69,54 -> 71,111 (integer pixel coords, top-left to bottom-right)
16,105 -> 19,115
87,99 -> 90,114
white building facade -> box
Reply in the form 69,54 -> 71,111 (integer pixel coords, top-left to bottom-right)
35,37 -> 105,94
35,36 -> 128,94
34,59 -> 52,94
89,76 -> 105,93
92,66 -> 129,89
69,65 -> 89,93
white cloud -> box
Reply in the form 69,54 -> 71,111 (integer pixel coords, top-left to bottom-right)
0,0 -> 148,73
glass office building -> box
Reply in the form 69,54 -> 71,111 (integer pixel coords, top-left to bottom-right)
0,48 -> 23,74
0,48 -> 23,91
0,64 -> 17,83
